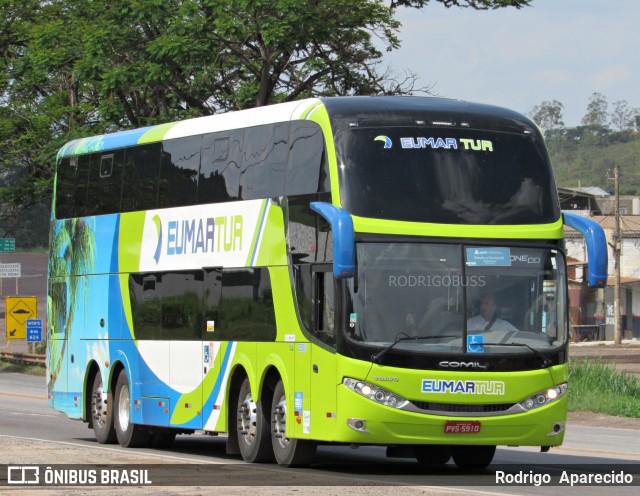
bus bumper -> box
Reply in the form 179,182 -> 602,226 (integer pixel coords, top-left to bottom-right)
332,385 -> 567,447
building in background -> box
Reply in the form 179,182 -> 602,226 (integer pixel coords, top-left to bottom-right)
561,187 -> 640,340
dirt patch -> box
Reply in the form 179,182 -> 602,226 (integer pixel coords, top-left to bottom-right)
568,411 -> 640,430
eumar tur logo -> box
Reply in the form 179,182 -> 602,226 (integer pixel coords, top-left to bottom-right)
374,135 -> 393,148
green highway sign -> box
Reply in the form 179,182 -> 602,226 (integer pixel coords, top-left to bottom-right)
0,238 -> 15,252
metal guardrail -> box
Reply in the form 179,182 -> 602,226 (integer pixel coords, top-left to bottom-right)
0,351 -> 46,366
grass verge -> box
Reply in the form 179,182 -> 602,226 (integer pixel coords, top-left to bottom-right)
568,359 -> 640,418
0,359 -> 46,376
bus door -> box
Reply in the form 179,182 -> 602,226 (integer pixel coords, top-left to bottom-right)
310,268 -> 338,439
201,268 -> 223,431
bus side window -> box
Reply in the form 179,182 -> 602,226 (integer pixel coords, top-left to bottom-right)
286,121 -> 329,196
122,143 -> 161,212
240,123 -> 288,200
129,273 -> 162,339
159,136 -> 201,208
219,268 -> 276,342
315,271 -> 336,348
55,157 -> 75,219
72,154 -> 91,217
199,131 -> 242,203
293,265 -> 336,349
86,152 -> 124,216
160,271 -> 203,340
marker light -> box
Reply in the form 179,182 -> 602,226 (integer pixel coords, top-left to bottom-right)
343,378 -> 409,409
518,383 -> 567,412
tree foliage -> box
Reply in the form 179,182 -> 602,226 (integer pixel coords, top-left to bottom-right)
0,0 -> 529,248
528,99 -> 564,133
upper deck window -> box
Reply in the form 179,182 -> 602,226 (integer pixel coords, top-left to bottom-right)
336,127 -> 560,225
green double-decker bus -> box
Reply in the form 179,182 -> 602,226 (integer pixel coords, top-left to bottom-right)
47,96 -> 606,468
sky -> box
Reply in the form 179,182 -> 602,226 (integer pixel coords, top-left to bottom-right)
383,0 -> 639,127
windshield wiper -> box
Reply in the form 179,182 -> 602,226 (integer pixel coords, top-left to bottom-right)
481,342 -> 553,368
371,333 -> 459,364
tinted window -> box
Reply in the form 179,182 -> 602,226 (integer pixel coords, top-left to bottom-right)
160,271 -> 203,340
199,130 -> 242,203
121,143 -> 161,211
219,268 -> 276,341
239,123 -> 288,199
129,271 -> 203,340
70,155 -> 91,216
86,151 -> 125,215
159,136 -> 201,208
287,121 -> 329,195
129,273 -> 162,339
336,128 -> 560,225
55,157 -> 76,219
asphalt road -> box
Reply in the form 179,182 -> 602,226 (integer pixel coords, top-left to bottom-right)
1,372 -> 639,495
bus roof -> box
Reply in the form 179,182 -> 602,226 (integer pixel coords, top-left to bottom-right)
57,96 -> 537,159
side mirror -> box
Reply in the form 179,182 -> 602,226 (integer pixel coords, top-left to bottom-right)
310,202 -> 355,278
563,213 -> 607,287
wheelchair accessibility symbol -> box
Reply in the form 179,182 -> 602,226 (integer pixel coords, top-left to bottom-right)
467,334 -> 485,353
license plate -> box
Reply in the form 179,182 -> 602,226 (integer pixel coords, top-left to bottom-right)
444,420 -> 481,434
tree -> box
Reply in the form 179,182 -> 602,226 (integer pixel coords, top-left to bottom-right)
0,0 -> 532,247
581,92 -> 609,128
529,99 -> 564,133
610,100 -> 635,131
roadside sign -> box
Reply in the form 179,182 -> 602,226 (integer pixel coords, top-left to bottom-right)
26,319 -> 43,343
0,238 -> 15,252
0,263 -> 21,278
5,296 -> 37,340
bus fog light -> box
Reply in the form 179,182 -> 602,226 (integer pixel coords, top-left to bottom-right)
347,418 -> 368,432
518,383 -> 567,411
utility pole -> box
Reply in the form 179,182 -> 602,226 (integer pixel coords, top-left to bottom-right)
614,164 -> 622,344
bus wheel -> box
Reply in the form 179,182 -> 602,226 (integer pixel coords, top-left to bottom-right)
114,370 -> 149,448
451,445 -> 496,469
271,380 -> 317,467
413,445 -> 451,465
90,372 -> 116,444
236,378 -> 273,463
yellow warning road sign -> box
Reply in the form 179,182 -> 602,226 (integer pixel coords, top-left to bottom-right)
5,296 -> 37,340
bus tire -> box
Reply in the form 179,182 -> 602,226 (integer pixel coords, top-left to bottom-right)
451,445 -> 496,469
271,380 -> 317,467
90,372 -> 116,444
236,377 -> 273,463
413,444 -> 451,465
114,370 -> 149,448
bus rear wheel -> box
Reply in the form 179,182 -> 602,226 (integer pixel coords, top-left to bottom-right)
271,380 -> 316,467
236,378 -> 273,463
451,445 -> 496,469
413,445 -> 451,465
114,370 -> 149,448
90,372 -> 116,444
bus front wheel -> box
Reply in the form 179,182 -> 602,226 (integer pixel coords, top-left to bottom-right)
236,378 -> 273,463
114,370 -> 148,448
271,380 -> 316,467
451,445 -> 496,469
90,372 -> 116,444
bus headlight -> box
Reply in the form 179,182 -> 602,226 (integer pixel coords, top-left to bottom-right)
518,383 -> 567,411
343,378 -> 409,409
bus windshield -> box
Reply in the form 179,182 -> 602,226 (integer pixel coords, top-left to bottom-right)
336,127 -> 560,224
345,243 -> 567,355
